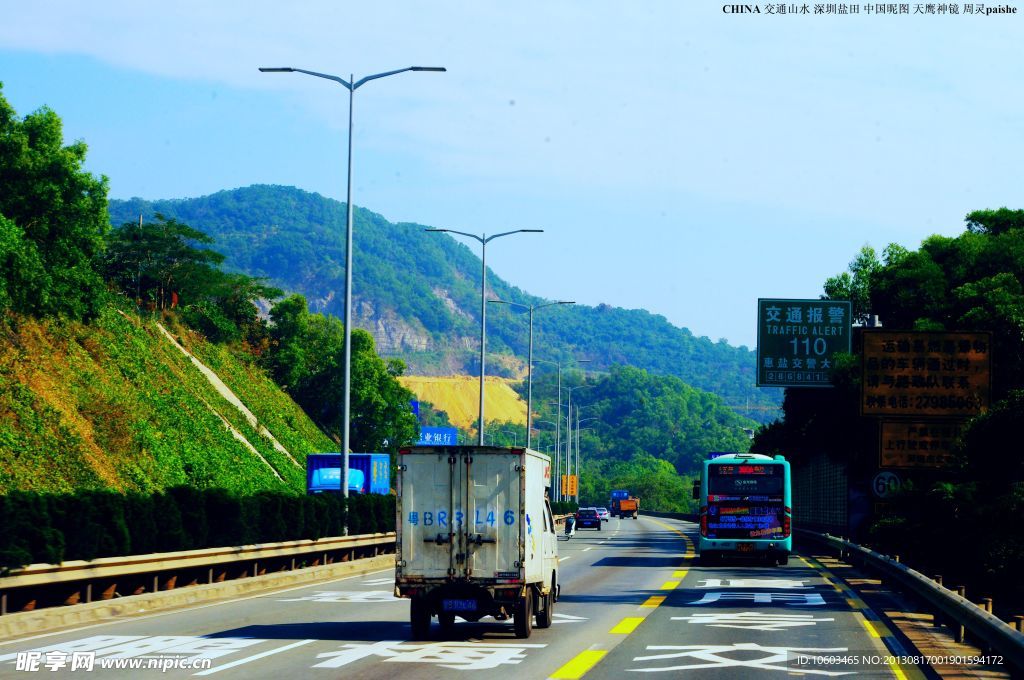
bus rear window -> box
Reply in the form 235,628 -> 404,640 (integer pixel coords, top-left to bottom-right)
708,463 -> 784,495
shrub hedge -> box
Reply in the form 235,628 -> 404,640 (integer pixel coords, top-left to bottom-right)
0,488 -> 396,572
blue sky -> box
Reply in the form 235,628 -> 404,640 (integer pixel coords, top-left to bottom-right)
1,1 -> 1021,349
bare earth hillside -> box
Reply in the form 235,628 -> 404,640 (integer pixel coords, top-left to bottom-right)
398,376 -> 527,429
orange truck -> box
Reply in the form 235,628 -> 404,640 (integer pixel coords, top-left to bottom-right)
615,496 -> 639,519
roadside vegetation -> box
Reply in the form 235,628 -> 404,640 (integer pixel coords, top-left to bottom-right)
753,208 -> 1024,612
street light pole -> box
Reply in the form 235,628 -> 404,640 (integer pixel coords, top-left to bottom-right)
537,359 -> 590,501
564,384 -> 593,502
425,229 -> 543,444
575,416 -> 599,503
489,299 -> 574,449
260,65 -> 445,505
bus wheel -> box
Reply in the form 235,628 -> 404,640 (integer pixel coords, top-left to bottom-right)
777,554 -> 790,566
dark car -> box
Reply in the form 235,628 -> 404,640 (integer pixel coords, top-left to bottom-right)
575,508 -> 602,530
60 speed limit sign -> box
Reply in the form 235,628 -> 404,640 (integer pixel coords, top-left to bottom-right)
872,471 -> 902,498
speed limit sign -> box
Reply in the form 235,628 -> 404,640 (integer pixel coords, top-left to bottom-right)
872,471 -> 901,499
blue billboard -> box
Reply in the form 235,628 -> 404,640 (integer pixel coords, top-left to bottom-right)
417,426 -> 458,446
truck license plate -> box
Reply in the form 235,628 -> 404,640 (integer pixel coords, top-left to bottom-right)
737,542 -> 755,552
442,599 -> 476,612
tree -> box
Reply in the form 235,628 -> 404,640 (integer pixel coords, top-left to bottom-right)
104,215 -> 225,310
267,295 -> 418,452
823,245 -> 880,324
0,83 -> 110,319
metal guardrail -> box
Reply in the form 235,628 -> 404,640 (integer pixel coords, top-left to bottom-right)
798,529 -> 1024,671
0,532 -> 396,616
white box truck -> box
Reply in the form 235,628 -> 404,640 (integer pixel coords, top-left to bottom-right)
395,446 -> 559,639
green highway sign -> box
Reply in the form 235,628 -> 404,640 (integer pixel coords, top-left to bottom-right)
756,298 -> 852,388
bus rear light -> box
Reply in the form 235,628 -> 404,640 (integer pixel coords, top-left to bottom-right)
782,515 -> 791,538
700,514 -> 708,537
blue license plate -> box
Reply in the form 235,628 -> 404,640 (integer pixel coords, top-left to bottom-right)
442,599 -> 476,612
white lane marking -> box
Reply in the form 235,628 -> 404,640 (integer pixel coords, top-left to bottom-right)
583,547 -> 593,552
697,578 -> 808,589
313,640 -> 546,670
599,540 -> 608,544
278,590 -> 401,603
362,577 -> 396,586
670,612 -> 835,631
0,568 -> 395,646
194,639 -> 316,676
689,592 -> 826,606
559,556 -> 573,562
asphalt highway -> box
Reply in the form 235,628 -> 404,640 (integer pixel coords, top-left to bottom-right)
0,516 -> 912,678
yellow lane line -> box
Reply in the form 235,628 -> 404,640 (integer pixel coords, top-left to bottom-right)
549,649 -> 608,680
660,580 -> 680,590
803,555 -> 921,680
860,615 -> 881,638
887,661 -> 909,680
672,570 -> 688,578
641,595 -> 666,607
609,617 -> 644,634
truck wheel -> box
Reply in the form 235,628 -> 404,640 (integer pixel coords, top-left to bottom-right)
410,596 -> 431,640
438,611 -> 455,632
535,590 -> 553,628
513,589 -> 533,638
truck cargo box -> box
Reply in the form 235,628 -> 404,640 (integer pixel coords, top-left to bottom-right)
395,446 -> 558,639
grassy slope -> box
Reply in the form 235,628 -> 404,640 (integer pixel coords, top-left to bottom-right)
0,301 -> 334,494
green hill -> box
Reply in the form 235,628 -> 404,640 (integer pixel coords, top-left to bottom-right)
0,300 -> 335,494
109,185 -> 782,422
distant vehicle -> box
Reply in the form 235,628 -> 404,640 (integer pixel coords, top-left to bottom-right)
396,446 -> 558,639
612,495 -> 639,519
695,453 -> 792,565
306,453 -> 390,495
596,507 -> 610,522
575,508 -> 602,530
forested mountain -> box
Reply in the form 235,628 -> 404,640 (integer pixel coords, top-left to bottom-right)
109,185 -> 781,422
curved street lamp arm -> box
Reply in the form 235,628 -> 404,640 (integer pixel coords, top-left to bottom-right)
483,229 -> 543,244
259,66 -> 352,89
354,66 -> 445,89
425,228 -> 483,244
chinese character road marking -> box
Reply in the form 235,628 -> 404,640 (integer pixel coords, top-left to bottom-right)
278,590 -> 402,603
629,643 -> 854,675
314,640 -> 546,670
688,592 -> 826,606
670,611 -> 835,631
552,613 -> 587,624
697,578 -> 809,589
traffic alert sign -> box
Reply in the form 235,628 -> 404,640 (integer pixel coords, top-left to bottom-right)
756,299 -> 852,387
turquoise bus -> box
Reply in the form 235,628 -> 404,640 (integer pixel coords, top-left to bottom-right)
694,453 -> 792,565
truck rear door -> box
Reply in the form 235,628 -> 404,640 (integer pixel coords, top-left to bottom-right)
399,449 -> 460,579
461,450 -> 522,580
